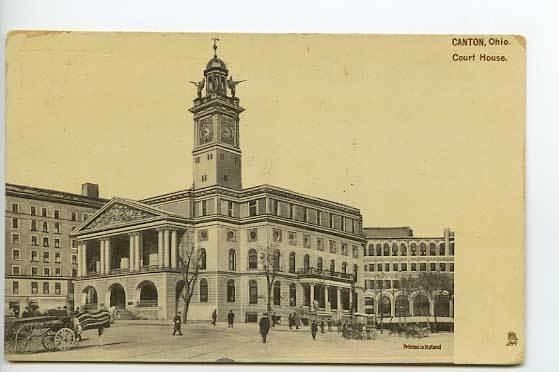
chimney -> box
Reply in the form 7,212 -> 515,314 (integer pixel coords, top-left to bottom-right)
81,183 -> 99,198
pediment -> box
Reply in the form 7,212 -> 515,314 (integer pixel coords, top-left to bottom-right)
78,199 -> 163,232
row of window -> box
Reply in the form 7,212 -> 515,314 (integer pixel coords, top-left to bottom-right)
11,265 -> 63,277
10,233 -> 64,248
11,249 -> 72,264
11,281 -> 62,295
9,203 -> 91,221
194,152 -> 239,163
365,242 -> 455,257
364,262 -> 454,273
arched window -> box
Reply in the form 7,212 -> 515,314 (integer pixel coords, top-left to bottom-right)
392,242 -> 398,256
273,281 -> 281,305
353,264 -> 358,282
341,262 -> 348,274
289,252 -> 296,273
272,250 -> 280,271
199,278 -> 208,302
410,242 -> 417,256
368,244 -> 374,256
439,243 -> 446,256
400,243 -> 407,256
429,242 -> 437,256
42,221 -> 49,232
383,243 -> 390,256
303,254 -> 310,271
330,259 -> 335,272
228,249 -> 236,271
317,257 -> 323,271
420,243 -> 427,256
289,283 -> 297,306
248,249 -> 258,270
198,248 -> 206,270
376,244 -> 382,256
227,279 -> 235,302
248,280 -> 258,304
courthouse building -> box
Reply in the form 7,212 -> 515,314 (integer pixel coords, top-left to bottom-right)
5,183 -> 105,316
70,47 -> 365,322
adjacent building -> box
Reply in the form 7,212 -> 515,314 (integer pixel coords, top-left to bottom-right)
5,183 -> 105,316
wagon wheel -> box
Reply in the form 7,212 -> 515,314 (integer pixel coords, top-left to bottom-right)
41,328 -> 57,352
4,326 -> 18,353
54,328 -> 75,351
15,324 -> 43,353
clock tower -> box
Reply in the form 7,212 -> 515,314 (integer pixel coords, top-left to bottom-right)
189,41 -> 245,191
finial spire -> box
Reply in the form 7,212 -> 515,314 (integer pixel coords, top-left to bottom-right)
211,37 -> 220,58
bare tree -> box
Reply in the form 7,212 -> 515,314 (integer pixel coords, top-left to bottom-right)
398,274 -> 417,325
415,271 -> 453,332
258,244 -> 282,320
176,229 -> 201,323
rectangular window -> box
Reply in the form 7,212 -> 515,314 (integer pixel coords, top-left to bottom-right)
72,269 -> 77,277
13,281 -> 19,294
352,245 -> 359,258
11,203 -> 19,213
54,238 -> 61,248
54,210 -> 60,219
55,282 -> 61,294
71,212 -> 77,221
31,219 -> 37,231
420,263 -> 427,272
72,255 -> 77,265
55,252 -> 61,263
12,233 -> 20,244
329,240 -> 337,253
248,200 -> 257,217
401,263 -> 408,271
227,201 -> 234,217
201,200 -> 207,216
430,263 -> 436,272
384,280 -> 391,289
12,249 -> 20,260
54,223 -> 61,234
43,252 -> 50,263
55,268 -> 61,276
42,222 -> 49,232
31,282 -> 38,294
207,153 -> 213,160
411,263 -> 417,271
201,174 -> 207,182
31,251 -> 38,262
12,218 -> 19,229
30,206 -> 37,215
195,156 -> 200,163
41,207 -> 47,217
43,282 -> 49,294
43,237 -> 49,247
440,263 -> 446,272
44,267 -> 51,276
31,236 -> 38,246
316,238 -> 324,251
12,266 -> 20,275
223,175 -> 229,181
72,240 -> 78,249
369,264 -> 375,272
377,263 -> 383,272
393,263 -> 399,271
32,267 -> 38,276
384,263 -> 390,272
450,263 -> 454,272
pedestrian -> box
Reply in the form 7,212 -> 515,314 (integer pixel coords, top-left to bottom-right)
227,310 -> 235,328
336,320 -> 341,333
21,306 -> 31,318
259,313 -> 271,343
272,312 -> 277,327
294,312 -> 300,330
98,327 -> 104,346
311,320 -> 318,340
327,318 -> 333,332
288,313 -> 293,329
173,312 -> 183,336
211,309 -> 217,325
320,319 -> 325,334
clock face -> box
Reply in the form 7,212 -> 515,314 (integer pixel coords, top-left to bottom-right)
199,123 -> 213,143
221,124 -> 234,144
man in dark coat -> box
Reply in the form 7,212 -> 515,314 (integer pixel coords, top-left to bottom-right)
288,313 -> 293,329
320,320 -> 325,333
172,312 -> 183,336
259,313 -> 271,343
211,309 -> 217,325
311,320 -> 318,340
227,310 -> 235,328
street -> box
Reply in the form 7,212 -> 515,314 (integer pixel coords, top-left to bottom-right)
6,320 -> 453,363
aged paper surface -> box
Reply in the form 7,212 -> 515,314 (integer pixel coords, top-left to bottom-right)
4,32 -> 524,364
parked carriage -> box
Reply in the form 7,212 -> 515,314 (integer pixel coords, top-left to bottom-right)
4,309 -> 111,354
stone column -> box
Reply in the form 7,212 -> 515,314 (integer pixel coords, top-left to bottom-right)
429,297 -> 435,317
158,229 -> 164,269
170,229 -> 177,269
326,286 -> 331,311
135,232 -> 141,271
100,239 -> 106,274
391,296 -> 396,317
77,243 -> 82,277
105,238 -> 112,274
309,284 -> 315,309
83,242 -> 88,276
138,233 -> 143,269
337,287 -> 342,314
129,233 -> 135,272
163,228 -> 170,268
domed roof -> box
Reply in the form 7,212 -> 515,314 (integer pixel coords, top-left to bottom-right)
206,57 -> 227,70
